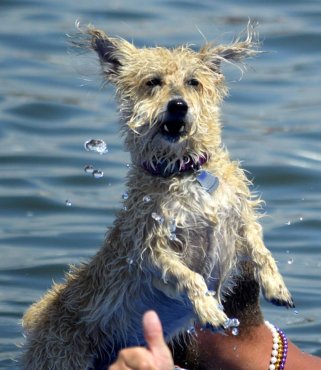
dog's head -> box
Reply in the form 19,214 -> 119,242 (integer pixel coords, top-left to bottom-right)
78,25 -> 259,175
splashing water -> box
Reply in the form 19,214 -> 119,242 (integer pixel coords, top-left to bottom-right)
287,258 -> 294,265
168,218 -> 176,233
224,318 -> 240,330
126,257 -> 134,271
84,165 -> 95,174
122,192 -> 129,200
152,212 -> 164,224
168,218 -> 177,240
187,326 -> 196,335
92,170 -> 104,179
126,257 -> 134,265
143,195 -> 151,203
232,328 -> 239,336
84,139 -> 108,154
65,200 -> 72,207
205,290 -> 216,297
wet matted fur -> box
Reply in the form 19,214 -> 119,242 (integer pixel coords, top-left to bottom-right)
22,23 -> 294,370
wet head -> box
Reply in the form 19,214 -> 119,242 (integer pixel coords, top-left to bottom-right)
77,24 -> 259,171
111,46 -> 226,152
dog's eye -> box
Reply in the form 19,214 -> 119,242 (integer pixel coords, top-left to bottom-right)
146,78 -> 162,87
187,78 -> 199,87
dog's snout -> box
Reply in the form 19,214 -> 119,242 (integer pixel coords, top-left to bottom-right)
167,99 -> 188,116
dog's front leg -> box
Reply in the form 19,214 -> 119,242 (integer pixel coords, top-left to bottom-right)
241,215 -> 294,308
154,250 -> 229,328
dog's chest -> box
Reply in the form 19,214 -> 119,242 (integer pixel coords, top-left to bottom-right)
159,177 -> 238,275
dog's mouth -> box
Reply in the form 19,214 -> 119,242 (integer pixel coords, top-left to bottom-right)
159,119 -> 186,143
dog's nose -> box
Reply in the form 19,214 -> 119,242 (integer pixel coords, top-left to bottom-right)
167,99 -> 188,116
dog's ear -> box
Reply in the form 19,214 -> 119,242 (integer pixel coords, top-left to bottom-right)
199,22 -> 260,72
72,24 -> 135,80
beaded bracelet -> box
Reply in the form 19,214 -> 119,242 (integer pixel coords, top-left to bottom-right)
265,321 -> 288,370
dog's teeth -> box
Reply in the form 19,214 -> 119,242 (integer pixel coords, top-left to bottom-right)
164,124 -> 169,132
179,126 -> 185,133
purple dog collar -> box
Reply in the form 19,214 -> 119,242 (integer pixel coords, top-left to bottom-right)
142,153 -> 208,178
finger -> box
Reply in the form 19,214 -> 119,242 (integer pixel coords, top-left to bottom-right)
108,361 -> 131,370
111,347 -> 157,370
143,311 -> 168,353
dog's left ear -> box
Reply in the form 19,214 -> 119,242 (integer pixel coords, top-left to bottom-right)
199,22 -> 260,71
72,24 -> 135,81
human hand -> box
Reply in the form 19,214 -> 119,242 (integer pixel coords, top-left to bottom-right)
108,310 -> 175,370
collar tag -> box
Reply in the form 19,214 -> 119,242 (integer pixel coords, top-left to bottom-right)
196,170 -> 219,194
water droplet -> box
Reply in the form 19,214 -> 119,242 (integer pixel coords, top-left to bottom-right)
294,310 -> 299,315
232,328 -> 239,336
205,290 -> 216,297
299,217 -> 303,221
143,195 -> 151,203
287,258 -> 294,265
169,233 -> 177,241
126,256 -> 134,271
223,318 -> 240,329
92,170 -> 104,178
84,139 -> 108,154
187,326 -> 196,335
122,192 -> 129,200
126,163 -> 131,168
123,206 -> 128,211
286,221 -> 291,226
168,218 -> 177,233
126,257 -> 134,265
65,200 -> 72,207
152,212 -> 164,224
230,318 -> 240,327
84,164 -> 95,174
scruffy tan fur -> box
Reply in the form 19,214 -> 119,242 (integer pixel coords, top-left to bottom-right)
22,23 -> 293,369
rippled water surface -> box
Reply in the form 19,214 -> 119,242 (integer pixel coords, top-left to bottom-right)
1,0 -> 321,368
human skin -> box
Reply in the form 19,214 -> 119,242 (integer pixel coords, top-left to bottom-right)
109,311 -> 321,370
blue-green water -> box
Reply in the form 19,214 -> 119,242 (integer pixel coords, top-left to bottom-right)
1,0 -> 321,368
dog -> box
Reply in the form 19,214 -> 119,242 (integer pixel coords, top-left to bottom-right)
22,23 -> 294,370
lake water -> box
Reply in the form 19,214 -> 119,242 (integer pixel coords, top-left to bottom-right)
0,0 -> 320,368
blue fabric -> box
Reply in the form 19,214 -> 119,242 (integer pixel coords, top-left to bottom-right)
92,288 -> 194,369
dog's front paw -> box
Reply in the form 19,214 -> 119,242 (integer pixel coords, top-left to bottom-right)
261,275 -> 294,308
196,295 -> 229,328
185,273 -> 229,328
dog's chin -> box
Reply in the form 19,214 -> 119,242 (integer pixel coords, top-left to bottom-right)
161,133 -> 182,143
159,120 -> 187,143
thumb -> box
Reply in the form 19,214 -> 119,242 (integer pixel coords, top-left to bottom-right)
143,311 -> 175,369
143,310 -> 168,352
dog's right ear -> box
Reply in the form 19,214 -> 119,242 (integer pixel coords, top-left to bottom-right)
199,22 -> 260,73
72,24 -> 135,80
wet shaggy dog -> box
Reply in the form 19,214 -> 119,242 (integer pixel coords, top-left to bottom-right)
22,24 -> 294,370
